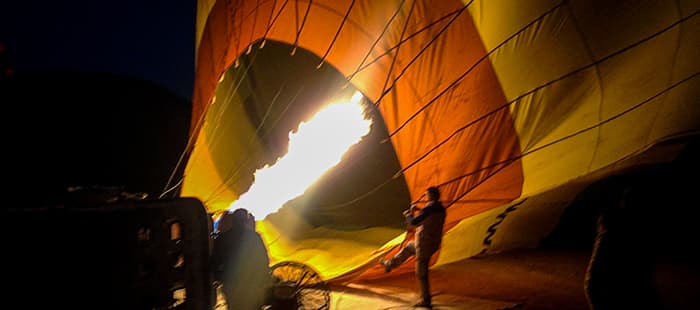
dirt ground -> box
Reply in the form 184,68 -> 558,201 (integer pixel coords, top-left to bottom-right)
333,248 -> 700,310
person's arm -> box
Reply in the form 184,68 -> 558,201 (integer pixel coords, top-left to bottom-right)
406,202 -> 444,225
406,206 -> 430,225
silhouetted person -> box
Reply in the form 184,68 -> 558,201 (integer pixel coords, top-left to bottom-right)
211,208 -> 272,310
584,177 -> 660,310
380,186 -> 446,308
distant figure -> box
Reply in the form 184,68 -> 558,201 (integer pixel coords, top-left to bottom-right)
584,177 -> 660,310
211,208 -> 273,310
380,186 -> 446,308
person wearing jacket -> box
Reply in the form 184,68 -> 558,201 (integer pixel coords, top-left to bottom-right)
380,186 -> 446,308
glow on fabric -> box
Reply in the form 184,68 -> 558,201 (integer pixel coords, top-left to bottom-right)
183,0 -> 700,282
230,92 -> 371,219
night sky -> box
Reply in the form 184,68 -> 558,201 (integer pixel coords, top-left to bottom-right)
1,1 -> 198,204
1,0 -> 196,100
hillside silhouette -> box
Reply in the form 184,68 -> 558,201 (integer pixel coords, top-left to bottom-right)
2,70 -> 191,207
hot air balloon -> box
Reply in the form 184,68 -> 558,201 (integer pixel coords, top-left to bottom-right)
176,0 -> 700,284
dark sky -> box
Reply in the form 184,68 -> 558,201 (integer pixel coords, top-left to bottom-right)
1,0 -> 196,100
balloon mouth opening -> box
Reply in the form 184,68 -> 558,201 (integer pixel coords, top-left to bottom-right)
198,39 -> 411,229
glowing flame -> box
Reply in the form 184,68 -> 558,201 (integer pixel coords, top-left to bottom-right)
230,92 -> 371,218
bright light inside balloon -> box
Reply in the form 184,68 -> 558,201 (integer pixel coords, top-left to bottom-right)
229,91 -> 371,218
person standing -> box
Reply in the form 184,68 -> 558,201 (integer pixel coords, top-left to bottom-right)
211,208 -> 273,310
380,186 -> 446,308
584,176 -> 660,310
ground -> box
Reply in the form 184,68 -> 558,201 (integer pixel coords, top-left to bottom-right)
326,248 -> 700,310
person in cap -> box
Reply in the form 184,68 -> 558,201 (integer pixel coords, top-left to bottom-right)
380,186 -> 446,308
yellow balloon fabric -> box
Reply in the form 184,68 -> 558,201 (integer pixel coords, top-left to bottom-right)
184,0 -> 700,282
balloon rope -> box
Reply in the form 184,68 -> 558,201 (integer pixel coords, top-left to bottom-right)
375,2 -> 470,108
317,0 -> 356,68
295,4 -> 698,211
204,86 -> 304,204
291,0 -> 312,55
387,6 -> 698,141
344,0 -> 407,85
260,0 -> 290,49
320,71 -> 699,210
389,4 -> 698,172
349,7 -> 463,81
378,0 -> 417,100
384,2 -> 563,140
247,0 -> 261,48
160,41 -> 263,198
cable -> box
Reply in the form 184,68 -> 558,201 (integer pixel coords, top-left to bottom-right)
291,0 -> 312,56
377,0 -> 417,103
344,0 -> 408,85
375,2 -> 470,108
317,0 -> 356,68
319,67 -> 699,212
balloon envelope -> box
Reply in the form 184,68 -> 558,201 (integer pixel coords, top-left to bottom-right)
184,0 -> 700,281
